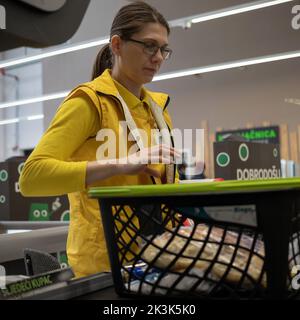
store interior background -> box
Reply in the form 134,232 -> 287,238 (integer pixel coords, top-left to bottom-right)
0,0 -> 300,299
0,0 -> 299,167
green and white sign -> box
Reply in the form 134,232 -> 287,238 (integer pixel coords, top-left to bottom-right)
239,143 -> 249,162
29,203 -> 50,221
214,141 -> 281,180
216,125 -> 280,144
57,252 -> 69,269
60,210 -> 70,221
216,152 -> 230,167
0,157 -> 70,221
17,163 -> 25,175
0,170 -> 8,182
0,195 -> 6,204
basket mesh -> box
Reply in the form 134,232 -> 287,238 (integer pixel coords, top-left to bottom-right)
107,202 -> 300,299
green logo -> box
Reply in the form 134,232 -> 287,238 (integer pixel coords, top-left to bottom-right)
57,252 -> 69,269
0,195 -> 6,204
18,163 -> 25,175
216,152 -> 230,167
239,143 -> 249,162
0,170 -> 8,182
273,148 -> 278,158
60,210 -> 70,222
29,203 -> 50,221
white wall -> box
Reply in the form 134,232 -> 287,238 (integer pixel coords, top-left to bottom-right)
144,0 -> 300,130
1,47 -> 43,161
42,0 -> 300,132
42,0 -> 129,127
148,59 -> 300,132
1,0 -> 129,161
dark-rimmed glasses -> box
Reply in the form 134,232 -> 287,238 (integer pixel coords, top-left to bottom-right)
126,38 -> 172,60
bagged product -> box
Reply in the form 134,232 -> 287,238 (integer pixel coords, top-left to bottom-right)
141,224 -> 266,289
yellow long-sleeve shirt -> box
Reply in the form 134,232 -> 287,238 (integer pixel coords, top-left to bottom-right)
20,95 -> 98,196
19,69 -> 177,278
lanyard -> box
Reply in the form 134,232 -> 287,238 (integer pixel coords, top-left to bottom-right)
117,93 -> 175,184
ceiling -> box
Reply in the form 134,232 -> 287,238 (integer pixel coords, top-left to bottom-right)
136,0 -> 300,75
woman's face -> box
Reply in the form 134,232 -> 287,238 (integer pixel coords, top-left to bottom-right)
113,22 -> 169,86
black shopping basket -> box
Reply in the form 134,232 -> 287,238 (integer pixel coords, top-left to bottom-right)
89,178 -> 300,299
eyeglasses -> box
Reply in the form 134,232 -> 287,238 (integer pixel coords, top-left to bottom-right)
126,38 -> 172,60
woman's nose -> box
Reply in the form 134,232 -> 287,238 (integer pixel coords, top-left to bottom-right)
151,48 -> 164,63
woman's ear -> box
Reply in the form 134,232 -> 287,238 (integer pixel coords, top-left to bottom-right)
110,35 -> 122,56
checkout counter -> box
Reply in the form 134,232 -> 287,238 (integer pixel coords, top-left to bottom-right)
0,221 -> 117,300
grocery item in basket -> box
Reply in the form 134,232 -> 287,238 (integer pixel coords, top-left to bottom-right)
128,268 -> 218,295
141,224 -> 266,288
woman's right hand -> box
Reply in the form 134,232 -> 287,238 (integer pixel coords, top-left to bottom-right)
117,144 -> 182,178
86,144 -> 182,186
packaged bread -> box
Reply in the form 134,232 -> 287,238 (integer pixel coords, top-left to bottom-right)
141,224 -> 266,288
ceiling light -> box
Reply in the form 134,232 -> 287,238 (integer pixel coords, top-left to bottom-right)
0,37 -> 109,70
0,118 -> 19,125
1,49 -> 300,111
153,49 -> 300,81
0,0 -> 293,70
189,0 -> 293,24
0,91 -> 69,109
169,0 -> 293,28
285,98 -> 300,105
27,114 -> 44,121
0,114 -> 44,126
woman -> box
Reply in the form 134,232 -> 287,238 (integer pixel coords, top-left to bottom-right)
19,2 -> 180,278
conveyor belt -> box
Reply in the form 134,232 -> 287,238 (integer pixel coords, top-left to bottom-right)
2,272 -> 115,300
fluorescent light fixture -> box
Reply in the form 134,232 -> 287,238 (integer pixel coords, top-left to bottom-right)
0,91 -> 69,109
153,49 -> 300,81
0,118 -> 19,125
0,37 -> 109,69
0,49 -> 300,111
169,0 -> 294,27
189,0 -> 293,24
285,98 -> 300,105
27,114 -> 44,121
0,114 -> 44,126
6,230 -> 31,234
0,0 -> 293,70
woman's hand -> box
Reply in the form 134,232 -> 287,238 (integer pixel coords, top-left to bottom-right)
86,144 -> 182,186
117,144 -> 182,177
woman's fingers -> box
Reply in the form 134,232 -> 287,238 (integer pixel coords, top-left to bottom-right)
143,166 -> 161,178
126,144 -> 184,167
146,144 -> 182,161
147,155 -> 177,164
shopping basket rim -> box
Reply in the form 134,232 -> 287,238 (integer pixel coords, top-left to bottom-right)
88,177 -> 300,199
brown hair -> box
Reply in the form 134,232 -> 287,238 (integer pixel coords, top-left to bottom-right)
91,2 -> 170,80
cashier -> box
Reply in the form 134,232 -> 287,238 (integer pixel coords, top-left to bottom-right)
19,2 -> 180,278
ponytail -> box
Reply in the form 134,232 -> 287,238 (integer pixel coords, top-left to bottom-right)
91,44 -> 113,80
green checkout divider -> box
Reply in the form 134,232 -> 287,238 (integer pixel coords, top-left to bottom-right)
89,177 -> 300,199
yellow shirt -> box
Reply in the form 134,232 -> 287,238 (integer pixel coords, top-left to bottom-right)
19,69 -> 177,277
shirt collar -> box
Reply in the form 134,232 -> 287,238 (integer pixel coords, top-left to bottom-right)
92,68 -> 169,110
113,78 -> 150,109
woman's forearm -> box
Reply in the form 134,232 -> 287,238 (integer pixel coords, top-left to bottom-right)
85,161 -> 123,186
